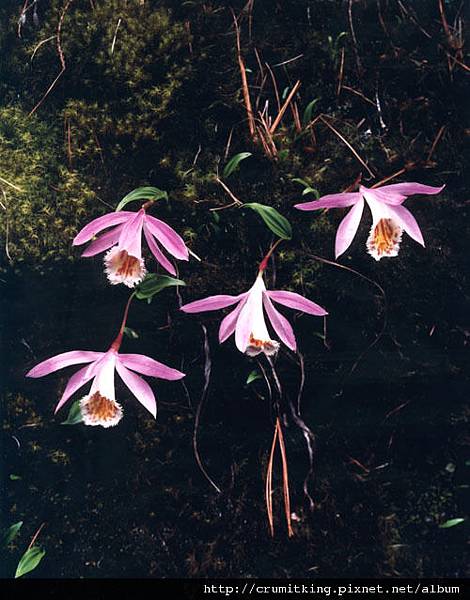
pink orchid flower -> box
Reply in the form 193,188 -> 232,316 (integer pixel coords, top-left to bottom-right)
26,346 -> 185,428
180,273 -> 327,356
295,182 -> 444,260
73,207 -> 189,287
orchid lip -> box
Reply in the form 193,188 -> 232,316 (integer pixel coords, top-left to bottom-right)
80,392 -> 123,428
104,247 -> 147,288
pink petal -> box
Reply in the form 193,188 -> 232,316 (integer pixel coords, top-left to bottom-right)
262,294 -> 296,351
218,298 -> 246,343
117,209 -> 145,258
295,192 -> 361,211
361,186 -> 406,206
81,226 -> 123,258
267,291 -> 328,316
54,363 -> 97,413
144,215 -> 189,260
73,212 -> 133,246
143,226 -> 176,275
118,354 -> 185,380
27,351 -> 103,378
388,204 -> 425,246
181,294 -> 245,313
335,198 -> 365,258
376,182 -> 445,201
234,295 -> 256,353
115,361 -> 157,418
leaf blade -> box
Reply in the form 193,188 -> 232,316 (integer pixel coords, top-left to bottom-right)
15,546 -> 46,578
135,274 -> 186,301
244,202 -> 292,240
116,187 -> 168,212
61,399 -> 83,426
2,521 -> 23,547
223,152 -> 252,178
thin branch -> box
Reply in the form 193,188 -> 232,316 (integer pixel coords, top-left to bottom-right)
269,80 -> 301,134
29,0 -> 74,116
319,116 -> 375,177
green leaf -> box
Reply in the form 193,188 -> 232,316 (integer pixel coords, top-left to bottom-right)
3,521 -> 23,546
123,327 -> 139,339
61,399 -> 83,426
246,370 -> 262,385
223,152 -> 252,178
9,474 -> 21,481
15,546 -> 46,578
291,177 -> 319,198
302,98 -> 320,126
135,274 -> 185,301
439,518 -> 465,529
244,203 -> 292,240
116,186 -> 168,211
291,177 -> 311,188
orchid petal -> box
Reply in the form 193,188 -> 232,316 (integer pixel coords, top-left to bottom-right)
267,291 -> 328,316
388,204 -> 425,246
335,198 -> 365,258
361,186 -> 406,206
81,226 -> 123,257
234,294 -> 256,353
181,294 -> 245,313
73,212 -> 133,246
375,182 -> 445,201
117,209 -> 145,258
295,192 -> 361,211
218,298 -> 247,343
262,294 -> 296,351
54,363 -> 97,413
144,215 -> 189,260
143,226 -> 176,275
115,361 -> 156,418
27,351 -> 103,378
118,354 -> 185,380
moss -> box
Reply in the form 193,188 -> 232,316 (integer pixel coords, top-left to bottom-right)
0,106 -> 95,267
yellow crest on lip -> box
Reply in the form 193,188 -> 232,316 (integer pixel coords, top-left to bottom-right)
367,218 -> 402,261
80,392 -> 123,428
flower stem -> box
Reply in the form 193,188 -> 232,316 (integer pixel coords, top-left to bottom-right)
110,292 -> 136,351
258,238 -> 283,274
142,199 -> 155,211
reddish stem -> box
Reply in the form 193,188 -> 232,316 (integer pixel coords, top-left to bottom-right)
258,239 -> 283,274
142,199 -> 155,211
110,293 -> 135,351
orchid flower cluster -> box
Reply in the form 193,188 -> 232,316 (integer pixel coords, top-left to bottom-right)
27,196 -> 189,428
27,178 -> 443,429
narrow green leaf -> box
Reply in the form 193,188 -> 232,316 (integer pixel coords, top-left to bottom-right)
3,521 -> 23,546
246,370 -> 262,385
302,98 -> 320,126
10,474 -> 21,481
439,518 -> 465,529
61,399 -> 83,426
135,274 -> 186,301
15,546 -> 46,578
244,202 -> 292,240
123,327 -> 139,339
291,177 -> 312,188
223,152 -> 252,178
115,186 -> 168,212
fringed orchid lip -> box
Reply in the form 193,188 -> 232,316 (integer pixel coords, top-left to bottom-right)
294,181 -> 444,259
367,218 -> 403,261
180,274 -> 327,355
104,247 -> 147,287
80,392 -> 123,428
